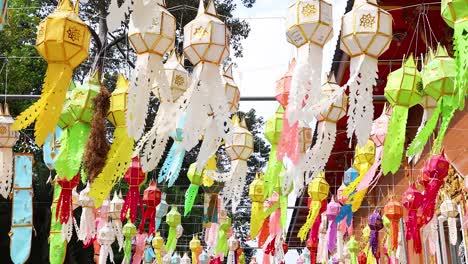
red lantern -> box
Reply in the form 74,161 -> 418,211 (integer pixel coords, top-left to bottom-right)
120,156 -> 146,222
139,180 -> 161,234
402,184 -> 424,254
384,198 -> 404,251
56,174 -> 81,224
422,151 -> 449,180
358,252 -> 367,264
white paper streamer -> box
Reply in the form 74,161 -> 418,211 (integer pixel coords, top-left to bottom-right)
78,183 -> 96,245
0,148 -> 13,198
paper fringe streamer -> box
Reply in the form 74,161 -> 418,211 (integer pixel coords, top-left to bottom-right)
158,140 -> 186,187
49,183 -> 67,264
184,184 -> 199,216
382,105 -> 408,175
13,64 -> 72,146
303,122 -> 336,183
77,184 -> 96,246
454,21 -> 468,110
133,233 -> 147,264
298,200 -> 322,241
0,147 -> 13,198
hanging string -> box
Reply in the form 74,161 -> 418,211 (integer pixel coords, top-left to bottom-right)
4,61 -> 7,104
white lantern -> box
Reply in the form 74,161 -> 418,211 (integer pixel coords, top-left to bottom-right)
78,183 -> 96,245
109,191 -> 124,249
127,0 -> 176,140
181,0 -> 232,173
286,0 -> 333,124
0,103 -> 19,198
98,223 -> 116,264
223,64 -> 240,114
340,0 -> 392,146
156,51 -> 190,102
440,197 -> 459,246
303,75 -> 347,183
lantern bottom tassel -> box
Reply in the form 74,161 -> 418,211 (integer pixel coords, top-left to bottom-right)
184,184 -> 199,216
454,21 -> 468,110
158,141 -> 185,187
407,102 -> 441,156
382,105 -> 408,175
12,63 -> 72,146
0,148 -> 13,199
166,226 -> 177,253
298,200 -> 321,241
304,122 -> 336,183
89,127 -> 134,207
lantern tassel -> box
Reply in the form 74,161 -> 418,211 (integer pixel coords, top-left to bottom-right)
0,147 -> 13,198
357,147 -> 383,192
298,200 -> 321,241
221,166 -> 247,212
120,184 -> 143,223
166,225 -> 177,253
407,103 -> 441,156
12,64 -> 72,146
408,106 -> 436,164
216,221 -> 229,257
250,202 -> 264,239
264,145 -> 284,197
61,212 -> 80,242
182,63 -> 231,152
123,233 -> 132,263
327,218 -> 338,253
454,21 -> 468,110
184,184 -> 200,216
159,141 -> 186,187
448,217 -> 458,246
49,184 -> 67,264
55,122 -> 90,180
139,205 -> 157,234
112,219 -> 124,250
336,204 -> 353,226
382,105 -> 408,175
370,230 -> 379,259
287,43 -> 322,124
78,202 -> 96,246
133,233 -> 147,264
56,175 -> 80,224
390,220 -> 399,251
89,126 -> 134,207
197,118 -> 222,172
277,116 -> 300,164
433,100 -> 458,153
127,53 -> 168,140
347,55 -> 378,147
304,122 -> 336,184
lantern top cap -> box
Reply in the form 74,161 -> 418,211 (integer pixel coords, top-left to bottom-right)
403,54 -> 416,68
57,0 -> 78,13
435,43 -> 450,57
197,0 -> 218,18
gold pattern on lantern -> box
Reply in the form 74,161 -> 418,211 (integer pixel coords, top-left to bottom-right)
360,13 -> 375,28
301,4 -> 316,17
194,26 -> 208,37
0,126 -> 6,134
174,75 -> 185,86
66,26 -> 81,42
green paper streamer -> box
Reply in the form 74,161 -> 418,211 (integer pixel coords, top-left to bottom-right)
49,183 -> 67,264
55,122 -> 90,180
216,217 -> 231,256
382,105 -> 408,175
406,104 -> 441,156
434,99 -> 457,152
280,195 -> 288,228
166,225 -> 177,252
454,21 -> 468,110
184,184 -> 199,216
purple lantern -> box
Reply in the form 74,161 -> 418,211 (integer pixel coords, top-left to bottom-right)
326,196 -> 341,253
368,209 -> 383,260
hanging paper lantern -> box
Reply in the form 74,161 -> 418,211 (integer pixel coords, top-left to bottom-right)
223,64 -> 240,114
166,206 -> 181,253
77,183 -> 96,246
98,223 -> 116,264
184,162 -> 204,216
344,167 -> 359,187
90,75 -> 134,207
249,173 -> 266,239
171,253 -> 182,264
326,196 -> 341,253
14,0 -> 91,145
440,197 -> 459,245
298,172 -> 329,241
159,114 -> 186,187
109,191 -> 124,250
201,179 -> 224,224
346,236 -> 359,264
120,156 -> 146,222
126,0 -> 175,139
441,0 -> 468,110
224,116 -> 253,211
9,154 -> 33,264
421,152 -> 450,224
408,45 -> 457,155
182,0 -> 231,153
134,233 -> 148,264
144,234 -> 156,264
402,183 -> 424,254
368,210 -> 383,259
357,252 -> 366,264
190,235 -> 202,264
157,50 -> 190,102
181,253 -> 191,264
303,75 -> 348,182
139,180 -> 161,233
340,0 -> 392,146
276,59 -> 296,108
0,103 -> 19,198
199,251 -> 209,264
216,215 -> 232,257
153,232 -> 165,264
56,174 -> 80,241
155,193 -> 169,232
383,198 -> 403,251
382,55 -> 423,174
356,106 -> 390,192
122,221 -> 137,264
285,0 -> 333,124
264,106 -> 285,197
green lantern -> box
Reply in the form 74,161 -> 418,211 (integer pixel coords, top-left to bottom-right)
441,0 -> 468,110
264,105 -> 285,197
55,73 -> 100,181
407,45 -> 457,155
184,162 -> 205,216
382,55 -> 423,175
122,221 -> 137,264
57,83 -> 76,129
165,206 -> 182,252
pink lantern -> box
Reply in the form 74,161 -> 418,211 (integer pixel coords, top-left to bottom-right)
326,196 -> 341,253
402,183 -> 424,254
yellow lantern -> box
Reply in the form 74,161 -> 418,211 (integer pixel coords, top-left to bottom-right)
0,103 -> 19,198
223,64 -> 241,114
303,75 -> 347,184
285,0 -> 333,124
298,172 -> 329,241
13,0 -> 91,146
152,232 -> 165,264
340,0 -> 393,147
89,75 -> 134,207
248,173 -> 266,239
155,50 -> 190,102
181,0 -> 232,154
126,0 -> 176,140
353,139 -> 376,173
189,235 -> 202,264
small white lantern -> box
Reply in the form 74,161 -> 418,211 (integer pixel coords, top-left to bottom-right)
223,64 -> 240,114
155,51 -> 190,102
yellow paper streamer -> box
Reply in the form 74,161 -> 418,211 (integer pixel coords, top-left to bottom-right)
89,75 -> 134,207
298,200 -> 322,241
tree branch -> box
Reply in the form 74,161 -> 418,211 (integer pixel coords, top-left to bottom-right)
114,42 -> 135,69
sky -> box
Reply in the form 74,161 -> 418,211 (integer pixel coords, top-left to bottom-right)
230,1 -> 301,262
